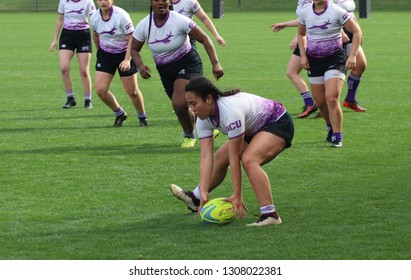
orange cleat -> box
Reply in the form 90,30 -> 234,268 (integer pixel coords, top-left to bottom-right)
343,100 -> 367,112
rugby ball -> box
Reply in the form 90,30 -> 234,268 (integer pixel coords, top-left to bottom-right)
200,198 -> 235,224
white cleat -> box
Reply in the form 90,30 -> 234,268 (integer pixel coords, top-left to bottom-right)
170,184 -> 199,212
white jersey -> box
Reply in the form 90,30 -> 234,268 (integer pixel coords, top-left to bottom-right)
298,1 -> 351,58
57,0 -> 95,30
172,0 -> 201,19
332,0 -> 356,12
133,11 -> 195,65
90,6 -> 134,54
196,92 -> 286,140
296,0 -> 312,17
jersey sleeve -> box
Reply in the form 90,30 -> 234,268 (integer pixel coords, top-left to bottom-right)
133,17 -> 148,42
121,10 -> 134,35
177,13 -> 196,33
89,13 -> 96,31
196,120 -> 214,140
336,5 -> 351,26
87,0 -> 96,16
191,0 -> 202,14
57,0 -> 64,14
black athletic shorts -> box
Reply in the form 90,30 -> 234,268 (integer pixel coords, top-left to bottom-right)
343,28 -> 353,45
307,49 -> 346,78
59,28 -> 92,53
95,48 -> 137,77
292,43 -> 301,56
244,112 -> 294,148
156,48 -> 203,99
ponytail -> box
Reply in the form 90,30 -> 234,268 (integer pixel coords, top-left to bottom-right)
147,6 -> 153,45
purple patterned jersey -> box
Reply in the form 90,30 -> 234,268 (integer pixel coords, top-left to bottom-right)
298,0 -> 351,58
133,11 -> 195,65
57,0 -> 95,30
90,6 -> 134,54
196,92 -> 286,140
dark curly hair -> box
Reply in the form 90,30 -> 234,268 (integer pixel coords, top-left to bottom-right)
185,77 -> 241,101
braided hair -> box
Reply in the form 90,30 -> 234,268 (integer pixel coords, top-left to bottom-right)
185,77 -> 241,101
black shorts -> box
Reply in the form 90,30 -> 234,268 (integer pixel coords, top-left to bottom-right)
244,112 -> 294,148
292,43 -> 301,56
343,28 -> 353,45
95,48 -> 137,77
156,48 -> 203,99
307,49 -> 346,78
59,28 -> 92,53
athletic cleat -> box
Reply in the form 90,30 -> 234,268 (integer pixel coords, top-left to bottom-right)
343,100 -> 367,112
62,98 -> 76,109
84,100 -> 92,109
325,131 -> 333,143
114,113 -> 128,127
181,137 -> 196,148
170,184 -> 200,212
330,140 -> 343,148
213,129 -> 219,138
297,104 -> 318,118
139,117 -> 148,127
246,213 -> 282,227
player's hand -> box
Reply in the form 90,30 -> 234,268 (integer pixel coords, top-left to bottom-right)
119,60 -> 131,72
300,56 -> 310,70
225,194 -> 247,219
212,64 -> 224,80
138,65 -> 151,79
49,41 -> 57,52
271,22 -> 286,32
216,35 -> 226,47
346,54 -> 357,70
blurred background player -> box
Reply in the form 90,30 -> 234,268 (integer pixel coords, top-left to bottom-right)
333,0 -> 367,112
171,77 -> 294,226
49,0 -> 95,109
271,0 -> 318,119
90,0 -> 148,127
131,0 -> 223,148
297,0 -> 362,147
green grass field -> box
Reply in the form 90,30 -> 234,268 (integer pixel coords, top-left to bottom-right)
0,11 -> 410,260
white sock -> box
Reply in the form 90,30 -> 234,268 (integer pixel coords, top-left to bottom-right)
260,204 -> 275,214
192,185 -> 201,199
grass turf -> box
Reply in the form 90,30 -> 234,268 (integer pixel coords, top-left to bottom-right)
0,11 -> 410,260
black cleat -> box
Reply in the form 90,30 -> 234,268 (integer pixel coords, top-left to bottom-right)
84,100 -> 92,109
114,113 -> 128,127
62,98 -> 76,109
138,117 -> 148,127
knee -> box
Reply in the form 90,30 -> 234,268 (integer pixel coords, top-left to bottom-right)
241,154 -> 257,172
326,96 -> 340,107
79,69 -> 90,79
95,85 -> 107,98
286,70 -> 297,80
126,90 -> 137,98
60,66 -> 70,76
